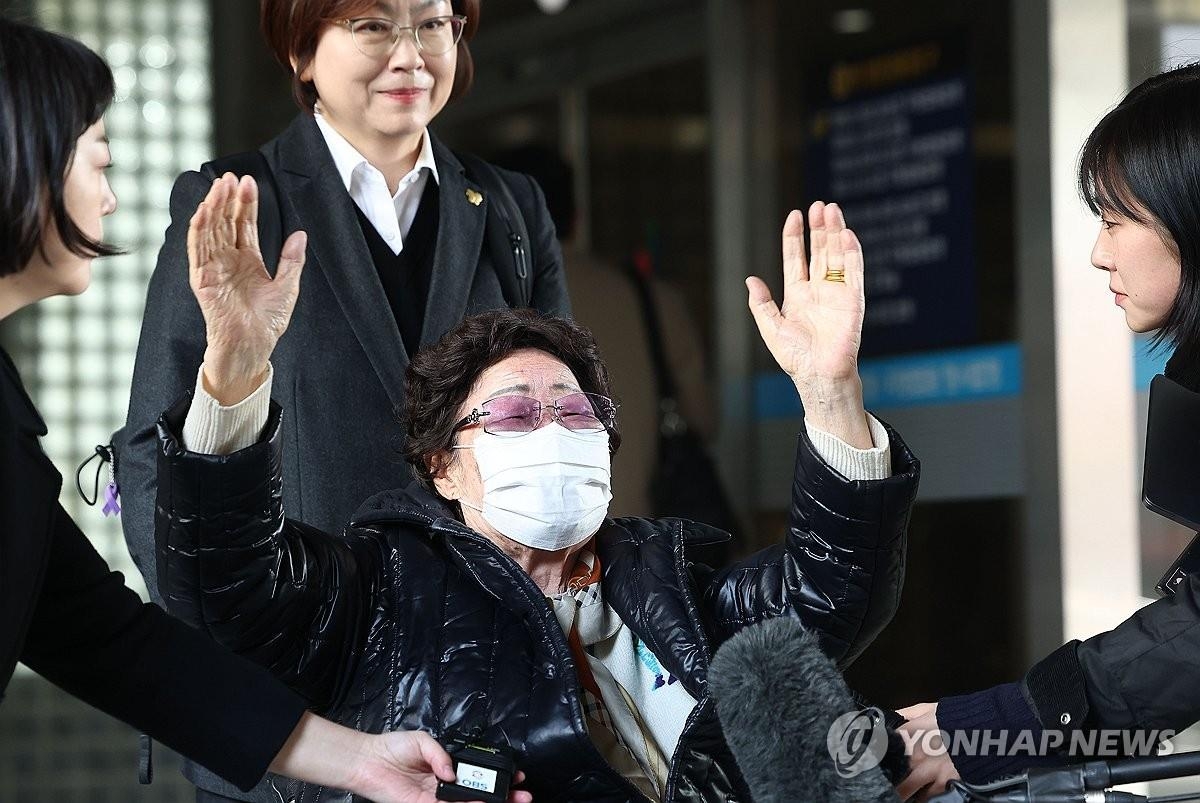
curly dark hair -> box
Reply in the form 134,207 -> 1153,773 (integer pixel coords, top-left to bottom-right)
404,308 -> 620,493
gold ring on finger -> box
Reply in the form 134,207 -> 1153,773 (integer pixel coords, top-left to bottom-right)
825,269 -> 846,282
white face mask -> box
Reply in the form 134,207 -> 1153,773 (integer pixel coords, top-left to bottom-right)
453,422 -> 612,551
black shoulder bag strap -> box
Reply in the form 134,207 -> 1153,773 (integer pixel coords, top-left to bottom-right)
457,152 -> 532,307
203,150 -> 283,275
630,268 -> 687,434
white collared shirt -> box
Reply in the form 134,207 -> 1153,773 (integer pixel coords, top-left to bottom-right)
313,112 -> 440,255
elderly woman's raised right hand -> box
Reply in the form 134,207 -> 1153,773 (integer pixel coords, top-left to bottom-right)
746,201 -> 873,448
187,172 -> 306,405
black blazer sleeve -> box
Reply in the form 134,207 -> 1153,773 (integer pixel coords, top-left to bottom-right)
113,169 -> 212,604
1021,573 -> 1200,735
19,503 -> 306,792
934,578 -> 1200,783
699,421 -> 920,667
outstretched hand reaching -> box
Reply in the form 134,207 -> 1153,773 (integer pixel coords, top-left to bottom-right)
187,172 -> 307,405
268,715 -> 534,803
354,730 -> 533,803
746,201 -> 872,448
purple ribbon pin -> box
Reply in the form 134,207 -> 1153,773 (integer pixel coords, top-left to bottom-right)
102,482 -> 121,517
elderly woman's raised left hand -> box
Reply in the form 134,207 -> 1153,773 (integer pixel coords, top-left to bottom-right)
746,201 -> 872,448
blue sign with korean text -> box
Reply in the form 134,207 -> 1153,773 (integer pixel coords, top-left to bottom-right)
806,39 -> 978,356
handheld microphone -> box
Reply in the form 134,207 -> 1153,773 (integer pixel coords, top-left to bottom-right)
708,617 -> 900,803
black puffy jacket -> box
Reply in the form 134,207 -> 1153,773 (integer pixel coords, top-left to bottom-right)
155,398 -> 919,803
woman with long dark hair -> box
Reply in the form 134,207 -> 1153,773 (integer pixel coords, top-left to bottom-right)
0,15 -> 527,803
897,63 -> 1200,800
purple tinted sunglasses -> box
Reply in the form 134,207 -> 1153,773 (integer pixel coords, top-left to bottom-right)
453,392 -> 617,437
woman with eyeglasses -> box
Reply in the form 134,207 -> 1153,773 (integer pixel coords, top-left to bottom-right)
114,4 -> 568,797
0,15 -> 530,803
150,178 -> 920,802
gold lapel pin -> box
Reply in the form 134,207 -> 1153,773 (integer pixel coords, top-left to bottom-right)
465,188 -> 483,206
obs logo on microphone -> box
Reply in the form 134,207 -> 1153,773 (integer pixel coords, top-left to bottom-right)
827,707 -> 888,778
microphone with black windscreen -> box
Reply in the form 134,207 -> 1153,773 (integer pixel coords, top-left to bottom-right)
708,617 -> 901,803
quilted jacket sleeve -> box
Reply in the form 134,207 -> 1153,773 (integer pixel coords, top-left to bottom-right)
154,394 -> 379,711
700,419 -> 919,667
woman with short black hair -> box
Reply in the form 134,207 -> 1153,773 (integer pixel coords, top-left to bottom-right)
0,20 -> 121,281
0,15 -> 525,803
897,62 -> 1200,800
